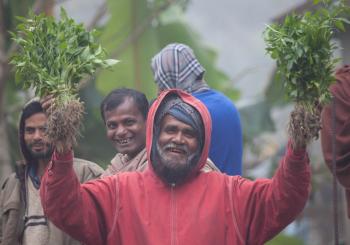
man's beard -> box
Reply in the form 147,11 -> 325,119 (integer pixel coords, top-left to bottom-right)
27,141 -> 54,160
151,142 -> 200,185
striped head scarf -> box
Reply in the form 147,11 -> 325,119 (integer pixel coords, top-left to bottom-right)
151,43 -> 209,93
153,93 -> 204,151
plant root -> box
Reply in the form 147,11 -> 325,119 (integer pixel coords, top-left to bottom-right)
288,103 -> 322,150
47,99 -> 84,153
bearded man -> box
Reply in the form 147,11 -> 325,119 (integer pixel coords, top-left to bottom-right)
151,43 -> 243,175
0,100 -> 103,245
100,87 -> 218,177
40,89 -> 311,245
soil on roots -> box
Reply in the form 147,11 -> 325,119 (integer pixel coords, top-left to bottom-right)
47,99 -> 84,153
288,104 -> 321,150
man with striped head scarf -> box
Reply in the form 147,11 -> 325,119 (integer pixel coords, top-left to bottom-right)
151,43 -> 243,175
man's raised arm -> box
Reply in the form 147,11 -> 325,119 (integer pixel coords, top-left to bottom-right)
229,141 -> 311,244
40,150 -> 119,245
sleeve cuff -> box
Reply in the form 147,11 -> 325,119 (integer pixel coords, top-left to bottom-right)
53,149 -> 73,162
286,140 -> 307,161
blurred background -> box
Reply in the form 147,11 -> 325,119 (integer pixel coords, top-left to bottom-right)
0,0 -> 349,244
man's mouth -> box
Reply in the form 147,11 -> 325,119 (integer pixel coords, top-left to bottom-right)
115,137 -> 132,146
166,146 -> 186,155
31,143 -> 45,151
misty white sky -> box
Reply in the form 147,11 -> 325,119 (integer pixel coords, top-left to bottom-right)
58,0 -> 306,106
185,0 -> 306,106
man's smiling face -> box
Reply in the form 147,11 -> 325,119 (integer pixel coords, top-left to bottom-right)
105,97 -> 146,158
156,114 -> 199,170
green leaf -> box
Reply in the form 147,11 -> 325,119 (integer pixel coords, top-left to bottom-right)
95,45 -> 103,56
103,59 -> 119,66
263,0 -> 345,106
337,17 -> 350,25
10,7 -> 118,102
335,20 -> 345,32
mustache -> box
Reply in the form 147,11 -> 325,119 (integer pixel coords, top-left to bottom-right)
163,143 -> 189,154
28,140 -> 50,148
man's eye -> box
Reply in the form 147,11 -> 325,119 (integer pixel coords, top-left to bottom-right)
125,120 -> 135,126
184,130 -> 196,138
165,127 -> 176,134
107,123 -> 117,129
39,126 -> 47,132
25,128 -> 35,134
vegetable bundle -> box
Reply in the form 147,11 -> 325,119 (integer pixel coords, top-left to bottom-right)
264,0 -> 350,149
11,8 -> 118,152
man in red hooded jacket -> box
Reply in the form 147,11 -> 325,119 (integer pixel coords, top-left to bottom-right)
40,89 -> 311,245
321,65 -> 350,217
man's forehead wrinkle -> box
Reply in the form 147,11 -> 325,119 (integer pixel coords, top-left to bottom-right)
162,117 -> 195,130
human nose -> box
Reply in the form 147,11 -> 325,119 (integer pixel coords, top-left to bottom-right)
33,129 -> 43,140
172,132 -> 185,145
116,125 -> 127,136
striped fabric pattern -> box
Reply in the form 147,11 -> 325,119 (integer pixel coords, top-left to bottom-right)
23,178 -> 49,245
151,43 -> 205,93
24,215 -> 47,228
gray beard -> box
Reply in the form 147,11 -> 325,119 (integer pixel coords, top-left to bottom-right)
151,142 -> 200,185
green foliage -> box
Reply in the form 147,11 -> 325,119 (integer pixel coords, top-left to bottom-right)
96,0 -> 239,101
266,234 -> 305,245
264,0 -> 350,107
264,72 -> 290,107
10,8 -> 118,103
239,101 -> 275,143
78,0 -> 239,164
96,0 -> 158,99
76,83 -> 115,167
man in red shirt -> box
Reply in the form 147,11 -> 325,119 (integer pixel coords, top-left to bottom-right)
40,89 -> 311,245
321,65 -> 350,217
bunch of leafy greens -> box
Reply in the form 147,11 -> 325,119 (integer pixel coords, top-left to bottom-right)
264,0 -> 350,149
11,8 -> 118,103
10,8 -> 118,153
264,0 -> 349,107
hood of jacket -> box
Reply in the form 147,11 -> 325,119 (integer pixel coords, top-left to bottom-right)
321,65 -> 350,184
146,89 -> 212,183
18,99 -> 44,166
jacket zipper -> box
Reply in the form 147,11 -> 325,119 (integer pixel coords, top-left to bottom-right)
170,183 -> 176,245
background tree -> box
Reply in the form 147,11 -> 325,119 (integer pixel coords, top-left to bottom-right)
0,0 -> 56,181
69,0 -> 239,166
0,0 -> 237,176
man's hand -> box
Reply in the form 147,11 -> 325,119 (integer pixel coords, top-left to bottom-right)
288,103 -> 322,151
40,95 -> 55,112
40,95 -> 73,154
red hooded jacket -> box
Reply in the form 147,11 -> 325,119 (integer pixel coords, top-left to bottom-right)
40,89 -> 311,245
321,65 -> 350,217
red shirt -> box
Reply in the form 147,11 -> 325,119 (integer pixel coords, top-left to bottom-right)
41,89 -> 310,245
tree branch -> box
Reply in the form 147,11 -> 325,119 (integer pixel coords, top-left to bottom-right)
87,2 -> 108,31
110,0 -> 177,59
0,0 -> 7,64
0,0 -> 9,101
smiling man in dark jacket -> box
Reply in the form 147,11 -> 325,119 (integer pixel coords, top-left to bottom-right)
40,89 -> 311,245
0,100 -> 103,245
